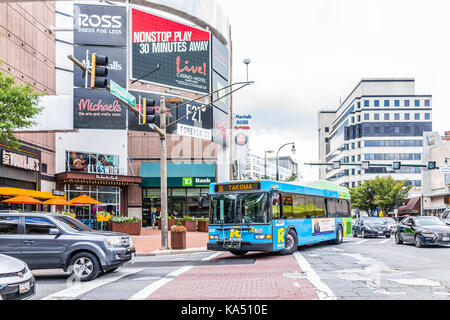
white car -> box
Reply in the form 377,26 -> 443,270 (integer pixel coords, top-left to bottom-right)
0,254 -> 35,300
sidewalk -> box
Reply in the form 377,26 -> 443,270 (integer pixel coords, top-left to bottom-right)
131,227 -> 209,256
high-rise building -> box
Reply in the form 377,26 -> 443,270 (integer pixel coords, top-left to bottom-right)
318,78 -> 432,188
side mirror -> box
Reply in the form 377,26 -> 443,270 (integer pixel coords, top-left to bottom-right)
272,193 -> 280,206
445,220 -> 450,226
49,228 -> 60,236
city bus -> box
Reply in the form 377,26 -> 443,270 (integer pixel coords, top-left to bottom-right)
206,180 -> 352,255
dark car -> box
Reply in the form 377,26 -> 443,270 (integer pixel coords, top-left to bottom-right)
439,209 -> 450,225
395,216 -> 450,248
352,217 -> 391,238
0,212 -> 135,281
380,217 -> 398,234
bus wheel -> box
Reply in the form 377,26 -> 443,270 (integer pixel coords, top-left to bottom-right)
280,229 -> 298,255
230,250 -> 248,256
333,225 -> 343,244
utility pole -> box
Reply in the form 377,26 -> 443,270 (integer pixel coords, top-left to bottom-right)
159,96 -> 168,249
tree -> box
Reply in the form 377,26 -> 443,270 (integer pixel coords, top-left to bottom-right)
350,176 -> 412,216
0,65 -> 42,148
284,173 -> 298,182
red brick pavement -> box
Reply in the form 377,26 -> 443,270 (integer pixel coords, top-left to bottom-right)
146,252 -> 318,300
132,228 -> 209,254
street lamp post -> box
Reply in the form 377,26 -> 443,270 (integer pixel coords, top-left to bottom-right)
276,142 -> 296,181
264,150 -> 274,179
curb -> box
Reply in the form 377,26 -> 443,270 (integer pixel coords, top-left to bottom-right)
136,247 -> 209,256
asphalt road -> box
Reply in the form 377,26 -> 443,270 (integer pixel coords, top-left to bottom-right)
29,236 -> 450,300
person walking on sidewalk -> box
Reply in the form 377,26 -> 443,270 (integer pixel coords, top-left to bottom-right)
151,208 -> 157,229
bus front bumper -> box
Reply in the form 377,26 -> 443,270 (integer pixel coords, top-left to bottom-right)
207,241 -> 273,251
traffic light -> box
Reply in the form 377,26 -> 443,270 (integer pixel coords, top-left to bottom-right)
142,98 -> 156,124
427,161 -> 437,170
392,161 -> 401,170
90,53 -> 109,89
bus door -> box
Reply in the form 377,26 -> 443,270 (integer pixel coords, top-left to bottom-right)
271,192 -> 286,251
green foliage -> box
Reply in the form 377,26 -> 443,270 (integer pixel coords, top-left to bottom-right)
182,215 -> 195,221
284,173 -> 298,182
110,216 -> 141,223
196,217 -> 209,222
349,176 -> 412,216
0,66 -> 43,148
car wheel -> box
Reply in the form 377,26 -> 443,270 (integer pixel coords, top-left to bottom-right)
386,235 -> 391,239
68,252 -> 101,282
361,230 -> 366,238
352,230 -> 358,237
333,225 -> 343,244
230,250 -> 248,256
394,232 -> 403,244
414,234 -> 423,248
280,229 -> 298,255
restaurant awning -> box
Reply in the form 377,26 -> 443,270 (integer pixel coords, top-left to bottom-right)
0,187 -> 54,199
140,162 -> 216,188
398,196 -> 421,215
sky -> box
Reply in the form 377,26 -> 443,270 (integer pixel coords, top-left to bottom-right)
216,0 -> 450,180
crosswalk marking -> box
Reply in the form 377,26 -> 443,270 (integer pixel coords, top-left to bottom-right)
129,266 -> 193,300
201,251 -> 223,261
41,268 -> 144,300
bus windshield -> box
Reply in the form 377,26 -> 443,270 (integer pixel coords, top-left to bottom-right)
210,192 -> 270,224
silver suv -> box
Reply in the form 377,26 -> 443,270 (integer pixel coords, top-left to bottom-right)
0,212 -> 135,281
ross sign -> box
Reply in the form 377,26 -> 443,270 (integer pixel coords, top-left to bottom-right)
131,8 -> 211,94
177,124 -> 212,141
74,4 -> 127,46
214,182 -> 261,193
74,46 -> 127,88
234,114 -> 252,130
1,150 -> 39,172
73,88 -> 126,130
109,80 -> 136,108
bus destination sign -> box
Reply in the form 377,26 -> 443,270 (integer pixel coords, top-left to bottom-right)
214,182 -> 261,193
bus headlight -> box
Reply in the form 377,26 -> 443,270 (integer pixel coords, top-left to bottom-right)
209,235 -> 219,240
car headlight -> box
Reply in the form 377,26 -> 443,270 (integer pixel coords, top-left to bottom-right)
364,226 -> 372,231
105,236 -> 123,247
421,231 -> 437,237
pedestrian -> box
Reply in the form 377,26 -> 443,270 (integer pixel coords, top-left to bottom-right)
151,208 -> 157,229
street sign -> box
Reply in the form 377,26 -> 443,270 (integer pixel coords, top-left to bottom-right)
440,165 -> 450,174
109,80 -> 136,109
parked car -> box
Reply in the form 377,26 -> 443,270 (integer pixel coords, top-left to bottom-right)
439,209 -> 450,225
0,212 -> 135,281
352,217 -> 391,238
395,216 -> 450,248
0,254 -> 35,300
380,217 -> 398,233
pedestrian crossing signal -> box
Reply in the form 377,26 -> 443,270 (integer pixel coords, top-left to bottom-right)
427,161 -> 437,170
392,161 -> 401,170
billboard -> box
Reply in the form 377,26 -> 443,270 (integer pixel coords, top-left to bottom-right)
211,35 -> 229,80
131,8 -> 211,94
74,88 -> 127,130
212,108 -> 229,147
127,90 -> 212,134
73,45 -> 127,88
73,4 -> 127,46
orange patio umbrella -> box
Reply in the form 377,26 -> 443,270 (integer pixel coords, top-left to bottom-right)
2,194 -> 43,210
68,194 -> 102,205
43,197 -> 70,205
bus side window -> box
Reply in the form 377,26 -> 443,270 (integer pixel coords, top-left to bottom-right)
292,194 -> 306,219
304,195 -> 315,217
272,193 -> 281,219
282,193 -> 294,219
314,197 -> 326,218
326,198 -> 336,218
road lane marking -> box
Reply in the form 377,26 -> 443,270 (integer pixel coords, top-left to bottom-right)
388,278 -> 441,286
294,252 -> 336,300
354,239 -> 369,245
201,251 -> 222,261
379,239 -> 391,244
42,268 -> 144,300
129,266 -> 193,300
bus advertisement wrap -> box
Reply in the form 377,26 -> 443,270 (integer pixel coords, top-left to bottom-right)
312,218 -> 336,236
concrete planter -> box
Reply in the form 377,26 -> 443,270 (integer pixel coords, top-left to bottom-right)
171,231 -> 186,249
181,219 -> 196,231
197,220 -> 208,232
111,222 -> 141,235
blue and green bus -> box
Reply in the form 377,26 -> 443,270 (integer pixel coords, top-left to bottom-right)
206,180 -> 352,255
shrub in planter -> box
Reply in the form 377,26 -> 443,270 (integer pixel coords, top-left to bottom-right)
181,216 -> 196,231
170,224 -> 187,249
197,217 -> 209,232
110,216 -> 142,235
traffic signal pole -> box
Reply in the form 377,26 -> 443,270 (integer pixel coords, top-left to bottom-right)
159,96 -> 169,249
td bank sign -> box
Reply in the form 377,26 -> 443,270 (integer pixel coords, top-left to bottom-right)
182,177 -> 213,187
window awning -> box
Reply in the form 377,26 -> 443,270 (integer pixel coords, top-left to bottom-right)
0,187 -> 55,199
140,162 -> 216,188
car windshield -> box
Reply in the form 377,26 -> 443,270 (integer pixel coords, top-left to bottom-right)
210,192 -> 269,224
381,218 -> 395,224
414,217 -> 446,227
362,217 -> 384,225
53,215 -> 91,231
